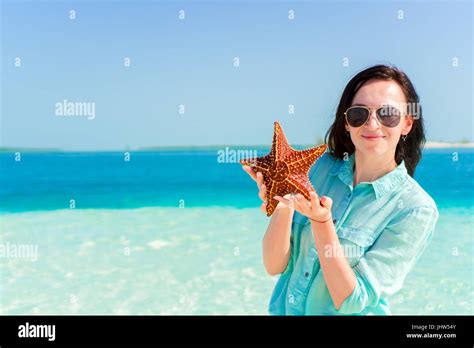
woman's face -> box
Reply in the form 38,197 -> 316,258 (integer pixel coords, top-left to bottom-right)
345,79 -> 413,158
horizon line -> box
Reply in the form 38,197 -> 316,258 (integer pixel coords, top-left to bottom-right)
1,140 -> 474,152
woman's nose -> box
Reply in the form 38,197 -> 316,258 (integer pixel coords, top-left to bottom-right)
365,110 -> 381,128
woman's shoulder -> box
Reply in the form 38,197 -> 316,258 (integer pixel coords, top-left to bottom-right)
401,175 -> 438,213
372,176 -> 439,245
387,175 -> 439,230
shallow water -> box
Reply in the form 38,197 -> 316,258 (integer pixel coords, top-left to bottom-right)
0,206 -> 471,315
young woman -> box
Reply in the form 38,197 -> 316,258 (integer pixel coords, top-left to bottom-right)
242,64 -> 439,315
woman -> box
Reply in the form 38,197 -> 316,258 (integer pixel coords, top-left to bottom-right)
242,64 -> 439,315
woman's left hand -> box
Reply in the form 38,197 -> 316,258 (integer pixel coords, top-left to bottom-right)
274,191 -> 333,223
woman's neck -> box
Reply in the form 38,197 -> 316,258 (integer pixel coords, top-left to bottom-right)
353,151 -> 398,187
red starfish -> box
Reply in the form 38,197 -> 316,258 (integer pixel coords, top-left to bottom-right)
240,121 -> 327,216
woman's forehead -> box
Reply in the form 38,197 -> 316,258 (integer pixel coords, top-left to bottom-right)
352,79 -> 406,106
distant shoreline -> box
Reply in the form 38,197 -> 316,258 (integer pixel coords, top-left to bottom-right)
423,141 -> 474,148
0,141 -> 473,152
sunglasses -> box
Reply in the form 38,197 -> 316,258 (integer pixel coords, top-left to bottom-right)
344,105 -> 403,128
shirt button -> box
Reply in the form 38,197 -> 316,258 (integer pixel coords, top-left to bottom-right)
304,272 -> 310,277
347,192 -> 352,198
333,219 -> 337,224
288,294 -> 295,304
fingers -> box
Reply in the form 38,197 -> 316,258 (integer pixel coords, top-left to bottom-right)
320,195 -> 333,209
258,183 -> 267,202
242,166 -> 269,210
294,193 -> 311,215
282,194 -> 296,209
288,196 -> 294,209
256,172 -> 264,189
312,190 -> 319,203
285,191 -> 332,220
274,195 -> 290,206
242,165 -> 257,182
310,191 -> 317,209
295,193 -> 308,205
256,172 -> 267,204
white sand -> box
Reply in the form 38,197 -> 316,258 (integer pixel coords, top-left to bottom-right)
424,141 -> 474,148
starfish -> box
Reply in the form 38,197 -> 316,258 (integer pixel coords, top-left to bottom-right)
240,121 -> 328,216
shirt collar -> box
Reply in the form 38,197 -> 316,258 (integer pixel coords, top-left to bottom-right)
329,152 -> 408,200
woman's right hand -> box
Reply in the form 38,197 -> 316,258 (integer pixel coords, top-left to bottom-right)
242,165 -> 294,214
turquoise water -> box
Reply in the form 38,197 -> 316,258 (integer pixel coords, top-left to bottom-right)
0,149 -> 472,314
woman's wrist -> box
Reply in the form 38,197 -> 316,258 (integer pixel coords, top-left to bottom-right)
309,213 -> 332,224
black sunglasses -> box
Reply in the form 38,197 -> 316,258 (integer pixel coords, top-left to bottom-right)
344,105 -> 403,128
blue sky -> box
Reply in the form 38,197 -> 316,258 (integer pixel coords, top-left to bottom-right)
1,0 -> 472,150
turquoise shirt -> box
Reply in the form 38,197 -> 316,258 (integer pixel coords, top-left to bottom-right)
268,151 -> 439,315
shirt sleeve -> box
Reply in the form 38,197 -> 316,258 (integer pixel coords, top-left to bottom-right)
335,204 -> 439,314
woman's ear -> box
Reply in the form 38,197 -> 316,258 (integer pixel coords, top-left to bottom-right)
402,115 -> 414,135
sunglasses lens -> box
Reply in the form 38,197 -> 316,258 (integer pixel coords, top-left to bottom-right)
377,106 -> 401,127
346,107 -> 369,127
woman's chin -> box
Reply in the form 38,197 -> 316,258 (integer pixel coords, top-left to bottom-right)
357,142 -> 388,154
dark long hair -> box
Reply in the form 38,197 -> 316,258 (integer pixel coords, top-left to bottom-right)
325,64 -> 425,177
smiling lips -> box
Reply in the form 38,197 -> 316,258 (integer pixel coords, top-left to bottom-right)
362,135 -> 385,140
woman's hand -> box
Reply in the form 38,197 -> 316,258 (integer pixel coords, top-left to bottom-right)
274,191 -> 333,223
242,165 -> 294,214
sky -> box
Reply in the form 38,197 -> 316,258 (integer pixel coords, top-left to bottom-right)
1,0 -> 473,150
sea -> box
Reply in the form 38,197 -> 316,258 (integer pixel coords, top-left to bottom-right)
0,148 -> 472,314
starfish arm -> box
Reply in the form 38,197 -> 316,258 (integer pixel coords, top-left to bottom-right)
277,174 -> 315,201
264,180 -> 280,216
271,121 -> 293,161
254,156 -> 273,174
240,155 -> 272,174
286,144 -> 327,174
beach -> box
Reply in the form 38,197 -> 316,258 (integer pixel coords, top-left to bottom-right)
424,142 -> 474,148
